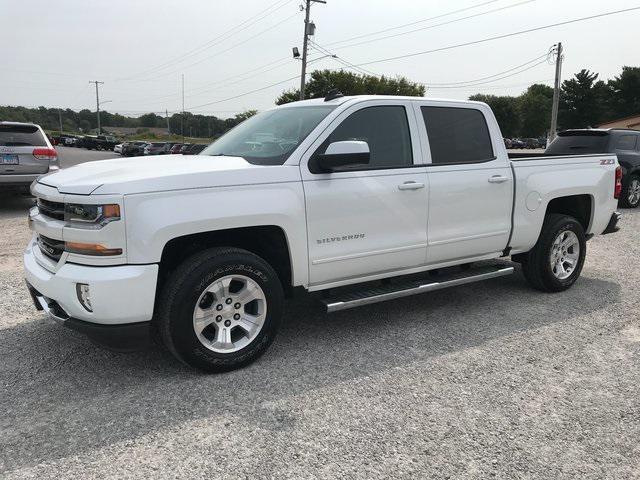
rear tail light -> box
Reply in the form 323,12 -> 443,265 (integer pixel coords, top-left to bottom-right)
33,147 -> 57,161
614,166 -> 622,199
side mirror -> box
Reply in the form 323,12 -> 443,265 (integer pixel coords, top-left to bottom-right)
313,140 -> 370,173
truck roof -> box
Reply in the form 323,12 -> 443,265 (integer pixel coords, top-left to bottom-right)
278,95 -> 486,108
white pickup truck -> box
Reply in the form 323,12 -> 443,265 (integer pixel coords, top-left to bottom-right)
24,93 -> 622,372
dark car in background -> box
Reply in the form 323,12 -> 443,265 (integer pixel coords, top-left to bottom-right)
523,138 -> 543,149
546,129 -> 640,208
143,142 -> 168,155
169,143 -> 184,154
122,141 -> 150,157
78,134 -> 118,151
161,142 -> 179,154
182,144 -> 207,155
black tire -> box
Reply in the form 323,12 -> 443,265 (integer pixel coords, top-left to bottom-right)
520,214 -> 586,292
619,174 -> 640,209
156,247 -> 283,372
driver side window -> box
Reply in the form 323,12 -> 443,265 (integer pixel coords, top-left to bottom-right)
315,105 -> 413,171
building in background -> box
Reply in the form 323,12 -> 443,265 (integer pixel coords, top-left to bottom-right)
598,114 -> 640,130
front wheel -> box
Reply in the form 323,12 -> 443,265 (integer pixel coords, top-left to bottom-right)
520,214 -> 586,292
620,175 -> 640,208
156,247 -> 284,372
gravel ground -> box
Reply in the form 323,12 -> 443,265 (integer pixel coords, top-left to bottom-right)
0,151 -> 638,478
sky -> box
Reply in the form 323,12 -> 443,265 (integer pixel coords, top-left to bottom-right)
1,0 -> 639,119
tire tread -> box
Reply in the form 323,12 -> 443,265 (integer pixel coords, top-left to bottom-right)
155,247 -> 283,372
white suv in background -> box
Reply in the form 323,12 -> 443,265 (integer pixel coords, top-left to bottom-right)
0,121 -> 59,192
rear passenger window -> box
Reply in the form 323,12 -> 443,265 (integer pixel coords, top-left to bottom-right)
421,106 -> 494,164
320,106 -> 413,170
616,135 -> 637,150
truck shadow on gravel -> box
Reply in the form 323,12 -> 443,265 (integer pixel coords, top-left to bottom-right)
0,270 -> 621,472
0,193 -> 33,219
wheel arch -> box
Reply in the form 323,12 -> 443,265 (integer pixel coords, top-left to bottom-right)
544,194 -> 594,233
156,225 -> 294,298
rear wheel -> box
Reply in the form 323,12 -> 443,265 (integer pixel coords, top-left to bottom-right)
520,214 -> 586,292
156,247 -> 283,372
620,175 -> 640,208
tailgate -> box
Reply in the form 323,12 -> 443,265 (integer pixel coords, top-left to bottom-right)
0,146 -> 50,175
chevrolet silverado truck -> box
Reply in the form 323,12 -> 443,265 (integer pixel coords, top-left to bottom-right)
24,93 -> 621,372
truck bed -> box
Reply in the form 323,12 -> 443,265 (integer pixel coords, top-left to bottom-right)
506,152 -> 618,256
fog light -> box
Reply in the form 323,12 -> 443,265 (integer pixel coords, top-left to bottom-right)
76,283 -> 92,312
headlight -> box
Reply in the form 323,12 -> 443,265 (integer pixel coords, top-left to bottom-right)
65,203 -> 120,228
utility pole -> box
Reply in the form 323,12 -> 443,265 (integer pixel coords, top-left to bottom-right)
165,109 -> 170,134
549,42 -> 563,144
181,73 -> 185,141
58,109 -> 63,135
299,0 -> 326,100
89,81 -> 104,134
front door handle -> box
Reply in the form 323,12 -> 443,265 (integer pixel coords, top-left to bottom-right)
488,175 -> 509,184
398,181 -> 425,191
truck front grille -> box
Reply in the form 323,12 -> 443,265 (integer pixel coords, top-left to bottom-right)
37,198 -> 65,221
37,235 -> 64,262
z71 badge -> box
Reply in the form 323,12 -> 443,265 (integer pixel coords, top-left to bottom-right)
600,158 -> 615,165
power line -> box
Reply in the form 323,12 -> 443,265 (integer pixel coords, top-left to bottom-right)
120,57 -> 293,106
352,6 -> 640,68
128,11 -> 300,84
309,41 -> 377,76
424,58 -> 550,89
428,79 -> 554,92
324,0 -> 500,47
118,0 -> 294,81
187,74 -> 300,110
426,51 -> 551,86
179,7 -> 640,113
328,0 -> 537,52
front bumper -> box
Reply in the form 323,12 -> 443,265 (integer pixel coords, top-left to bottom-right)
27,284 -> 152,350
602,211 -> 621,235
24,237 -> 158,324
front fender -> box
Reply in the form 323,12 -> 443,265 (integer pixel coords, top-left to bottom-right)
124,182 -> 308,286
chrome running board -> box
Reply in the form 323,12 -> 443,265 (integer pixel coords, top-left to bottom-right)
323,266 -> 514,313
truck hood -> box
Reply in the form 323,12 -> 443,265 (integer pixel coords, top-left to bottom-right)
38,154 -> 300,195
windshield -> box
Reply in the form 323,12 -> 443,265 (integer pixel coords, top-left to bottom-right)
201,106 -> 336,165
546,133 -> 610,155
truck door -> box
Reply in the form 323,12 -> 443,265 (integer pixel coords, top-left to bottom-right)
415,103 -> 513,264
301,101 -> 429,287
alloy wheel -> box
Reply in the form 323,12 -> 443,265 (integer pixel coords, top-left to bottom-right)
192,275 -> 267,353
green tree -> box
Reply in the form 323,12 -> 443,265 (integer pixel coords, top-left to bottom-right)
276,69 -> 425,105
559,69 -> 606,129
518,84 -> 553,137
607,66 -> 640,119
138,113 -> 161,128
469,94 -> 520,137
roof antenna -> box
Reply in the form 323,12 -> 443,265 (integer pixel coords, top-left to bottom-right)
324,89 -> 344,101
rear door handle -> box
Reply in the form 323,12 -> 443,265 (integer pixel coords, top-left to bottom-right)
488,175 -> 509,184
398,181 -> 425,191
